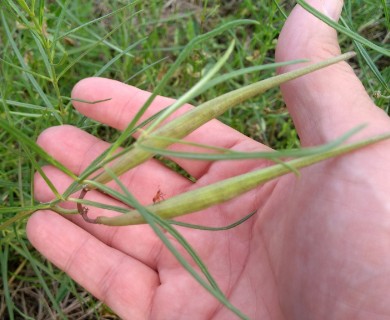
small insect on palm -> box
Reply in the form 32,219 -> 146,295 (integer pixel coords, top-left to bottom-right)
153,189 -> 165,204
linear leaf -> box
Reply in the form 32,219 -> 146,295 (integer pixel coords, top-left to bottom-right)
0,11 -> 63,124
297,0 -> 390,57
138,125 -> 365,161
1,99 -> 47,110
31,32 -> 52,79
0,58 -> 51,80
90,52 -> 356,187
340,17 -> 389,92
91,171 -> 249,319
145,40 -> 236,133
93,38 -> 147,77
110,19 -> 260,152
124,56 -> 168,83
202,59 -> 307,92
54,0 -> 136,58
94,132 -> 390,226
51,0 -> 72,57
0,244 -> 15,320
0,118 -> 77,180
14,238 -> 67,319
57,11 -> 141,79
54,0 -> 140,41
168,210 -> 257,231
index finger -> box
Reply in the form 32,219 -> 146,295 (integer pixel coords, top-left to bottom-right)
71,77 -> 268,179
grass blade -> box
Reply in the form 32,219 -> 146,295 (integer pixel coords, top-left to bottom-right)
93,38 -> 147,77
11,238 -> 67,319
57,10 -> 141,80
1,99 -> 47,110
0,243 -> 14,320
0,11 -> 63,124
381,0 -> 390,29
54,0 -> 136,58
168,210 -> 257,231
54,0 -> 140,42
0,118 -> 77,180
124,56 -> 168,83
0,58 -> 51,81
51,0 -> 72,55
202,59 -> 307,92
297,0 -> 390,57
340,17 -> 389,93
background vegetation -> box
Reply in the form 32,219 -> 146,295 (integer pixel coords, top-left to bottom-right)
0,0 -> 388,319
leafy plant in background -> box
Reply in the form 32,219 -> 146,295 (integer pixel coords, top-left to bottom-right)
0,0 -> 389,319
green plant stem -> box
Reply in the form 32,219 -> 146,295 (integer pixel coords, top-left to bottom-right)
89,132 -> 390,226
86,52 -> 356,189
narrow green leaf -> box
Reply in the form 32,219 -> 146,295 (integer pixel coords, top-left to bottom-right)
69,198 -> 130,214
1,99 -> 47,110
54,0 -> 135,58
57,11 -> 141,80
340,17 -> 389,93
124,56 -> 168,83
93,38 -> 147,77
61,97 -> 112,104
273,0 -> 288,19
89,52 -> 356,187
14,0 -> 31,14
94,132 -> 390,226
138,125 -> 365,161
0,244 -> 15,320
31,32 -> 52,79
168,210 -> 257,231
202,59 -> 307,92
54,0 -> 140,41
0,58 -> 52,81
51,0 -> 72,55
0,205 -> 47,215
37,0 -> 44,26
297,0 -> 390,57
109,19 -> 260,152
0,11 -> 63,124
380,0 -> 389,29
0,118 -> 77,180
92,170 -> 249,319
14,237 -> 67,319
3,0 -> 32,27
51,51 -> 68,66
9,112 -> 43,118
23,146 -> 62,199
0,210 -> 36,231
145,40 -> 236,134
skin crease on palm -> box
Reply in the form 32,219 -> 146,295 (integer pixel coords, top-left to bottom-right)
26,0 -> 390,319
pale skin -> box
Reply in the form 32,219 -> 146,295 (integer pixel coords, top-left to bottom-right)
27,0 -> 390,319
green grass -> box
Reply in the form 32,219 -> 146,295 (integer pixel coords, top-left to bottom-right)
0,0 -> 389,319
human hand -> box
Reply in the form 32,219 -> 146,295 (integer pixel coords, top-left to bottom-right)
27,0 -> 390,319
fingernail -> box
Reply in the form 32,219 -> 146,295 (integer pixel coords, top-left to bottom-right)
323,0 -> 343,21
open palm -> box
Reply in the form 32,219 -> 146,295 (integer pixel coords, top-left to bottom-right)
28,1 -> 390,319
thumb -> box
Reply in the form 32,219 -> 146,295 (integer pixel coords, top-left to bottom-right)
275,0 -> 389,146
